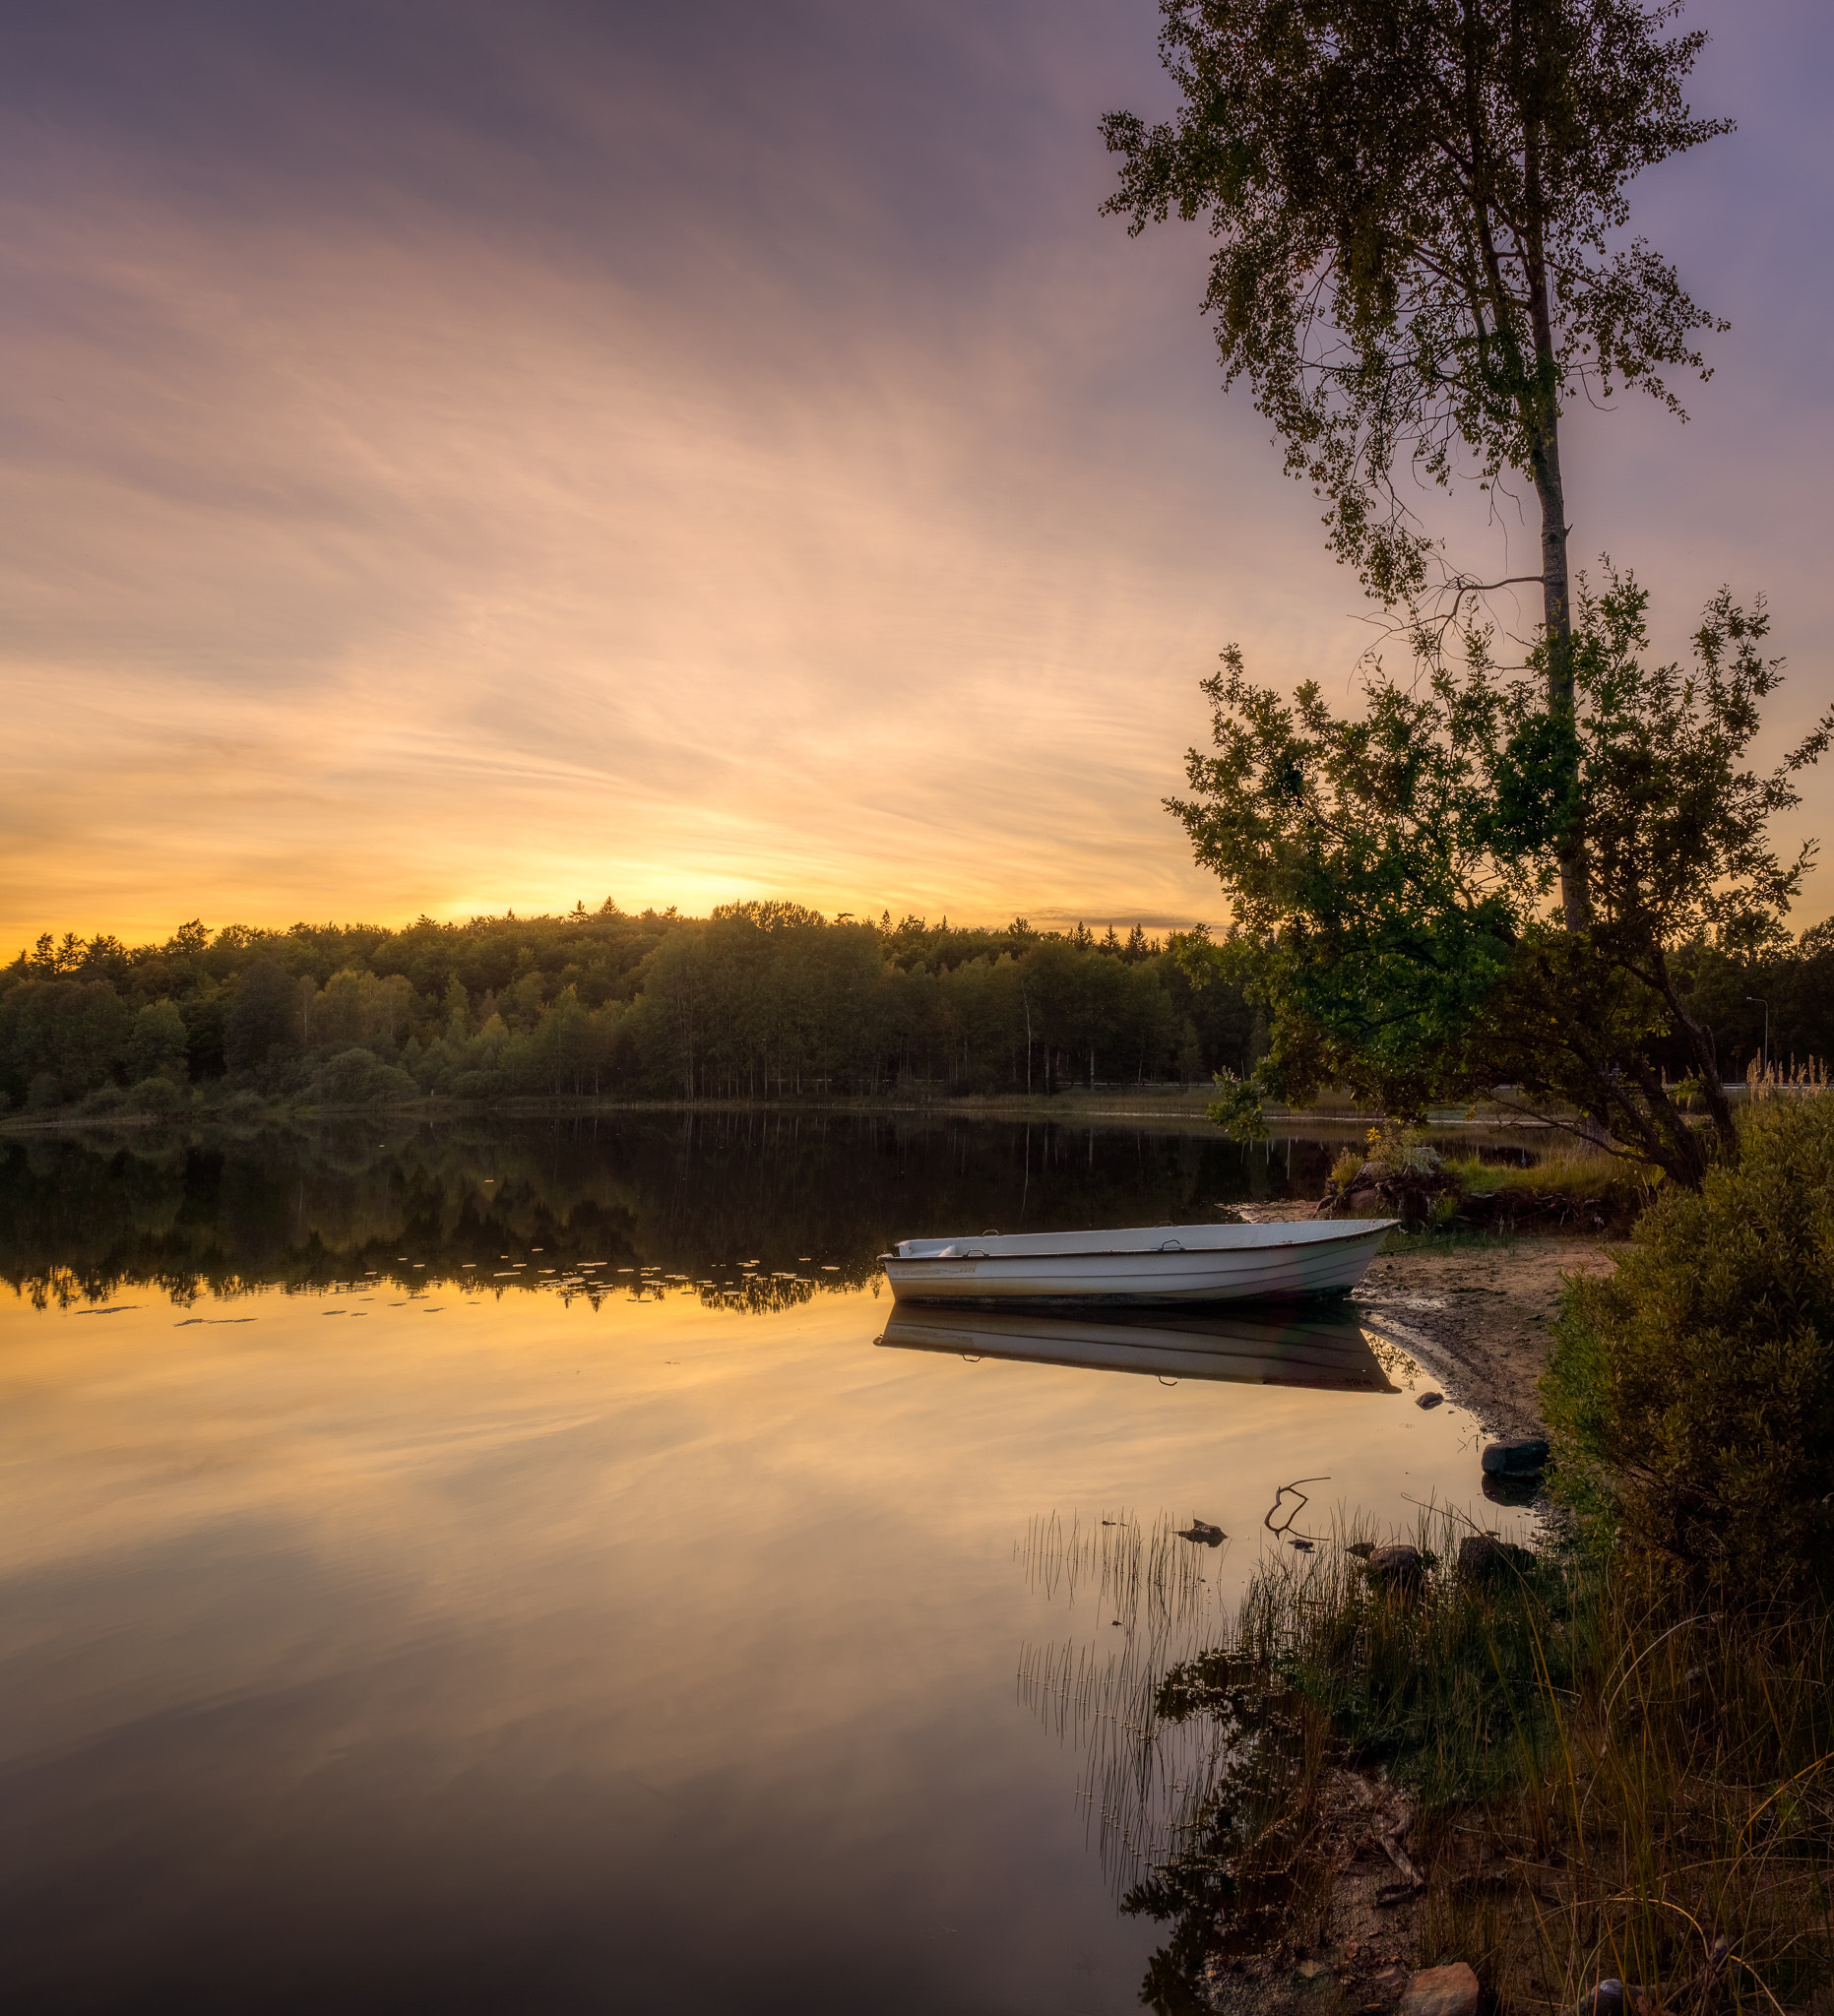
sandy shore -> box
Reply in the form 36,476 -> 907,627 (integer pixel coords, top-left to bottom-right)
1354,1233 -> 1622,1438
1237,1202 -> 1622,1437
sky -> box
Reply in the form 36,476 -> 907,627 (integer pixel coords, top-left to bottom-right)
3,0 -> 1830,949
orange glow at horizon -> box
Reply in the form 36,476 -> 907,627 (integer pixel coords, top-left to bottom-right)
4,3 -> 1829,951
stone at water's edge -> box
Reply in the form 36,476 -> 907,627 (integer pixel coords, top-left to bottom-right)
1363,1544 -> 1425,1583
1580,1983 -> 1650,2016
1401,1960 -> 1480,2016
1482,1437 -> 1549,1476
1457,1533 -> 1536,1582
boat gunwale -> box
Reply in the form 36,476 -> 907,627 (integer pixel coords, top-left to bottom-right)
877,1220 -> 1396,1266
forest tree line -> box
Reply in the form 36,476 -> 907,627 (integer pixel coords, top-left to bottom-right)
0,900 -> 1260,1114
5,899 -> 1826,1118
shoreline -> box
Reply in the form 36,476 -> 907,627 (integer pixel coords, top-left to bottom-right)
1206,1211 -> 1624,2014
1356,1233 -> 1619,1441
1239,1201 -> 1619,1440
0,1089 -> 1584,1140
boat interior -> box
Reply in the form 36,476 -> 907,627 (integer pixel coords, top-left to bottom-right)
888,1218 -> 1393,1260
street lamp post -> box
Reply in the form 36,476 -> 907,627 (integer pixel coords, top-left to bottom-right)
1745,995 -> 1769,1078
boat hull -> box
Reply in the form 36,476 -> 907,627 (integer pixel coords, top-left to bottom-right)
879,1219 -> 1394,1307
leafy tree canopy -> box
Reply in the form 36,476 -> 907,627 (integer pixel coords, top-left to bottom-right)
1103,0 -> 1725,598
1173,572 -> 1832,1184
1105,0 -> 1730,927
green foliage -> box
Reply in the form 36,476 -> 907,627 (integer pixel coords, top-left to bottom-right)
305,1048 -> 421,1108
1,904 -> 1252,1111
0,981 -> 133,1108
1545,1093 -> 1834,1591
1672,918 -> 1834,1081
1360,1121 -> 1441,1180
126,1001 -> 189,1084
122,1076 -> 185,1115
1170,571 -> 1832,1184
224,958 -> 299,1072
1103,0 -> 1727,599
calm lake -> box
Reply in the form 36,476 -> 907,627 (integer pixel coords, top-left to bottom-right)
0,1114 -> 1530,2013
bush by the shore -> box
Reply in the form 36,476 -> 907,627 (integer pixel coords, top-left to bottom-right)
1544,1091 -> 1834,1592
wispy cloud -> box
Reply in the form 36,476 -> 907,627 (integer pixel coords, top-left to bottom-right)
3,0 -> 1827,945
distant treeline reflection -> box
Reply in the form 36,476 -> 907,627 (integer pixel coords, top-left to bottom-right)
0,1112 -> 1331,1305
2,902 -> 1258,1117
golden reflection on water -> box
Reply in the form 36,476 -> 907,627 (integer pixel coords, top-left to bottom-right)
0,1277 -> 1529,2010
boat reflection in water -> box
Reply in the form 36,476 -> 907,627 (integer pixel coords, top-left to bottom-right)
877,1300 -> 1399,1393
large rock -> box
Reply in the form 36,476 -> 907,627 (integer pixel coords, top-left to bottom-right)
1482,1437 -> 1549,1476
1458,1533 -> 1536,1582
1402,1961 -> 1480,2016
1363,1544 -> 1425,1583
1320,1170 -> 1447,1227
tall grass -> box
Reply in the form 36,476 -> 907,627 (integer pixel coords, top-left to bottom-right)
1109,1520 -> 1834,2009
1447,1137 -> 1630,1196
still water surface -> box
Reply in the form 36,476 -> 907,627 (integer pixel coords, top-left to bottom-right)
1,1116 -> 1526,2012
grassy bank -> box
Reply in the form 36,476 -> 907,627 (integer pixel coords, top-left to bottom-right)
1137,1521 -> 1834,2010
1126,1096 -> 1834,2010
1446,1142 -> 1658,1234
1326,1127 -> 1659,1235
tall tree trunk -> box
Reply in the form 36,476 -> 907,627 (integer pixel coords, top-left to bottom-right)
1522,121 -> 1591,933
1527,416 -> 1590,932
1654,956 -> 1739,1166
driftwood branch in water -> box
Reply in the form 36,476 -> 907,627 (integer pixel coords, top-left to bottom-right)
1264,1477 -> 1330,1542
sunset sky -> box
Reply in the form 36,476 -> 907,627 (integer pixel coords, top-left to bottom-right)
5,0 -> 1830,950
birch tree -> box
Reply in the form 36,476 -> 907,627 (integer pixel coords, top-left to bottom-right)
1104,0 -> 1729,927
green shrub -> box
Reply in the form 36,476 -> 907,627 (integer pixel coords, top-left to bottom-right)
126,1000 -> 189,1084
123,1076 -> 184,1114
1544,1093 -> 1834,1591
1363,1120 -> 1441,1178
210,1088 -> 270,1122
306,1047 -> 419,1107
441,1067 -> 504,1102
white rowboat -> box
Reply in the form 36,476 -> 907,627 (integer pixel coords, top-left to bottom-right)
879,1218 -> 1396,1307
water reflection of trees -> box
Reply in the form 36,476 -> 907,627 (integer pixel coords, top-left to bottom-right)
1018,1511 -> 1330,2014
0,1111 -> 1331,1306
